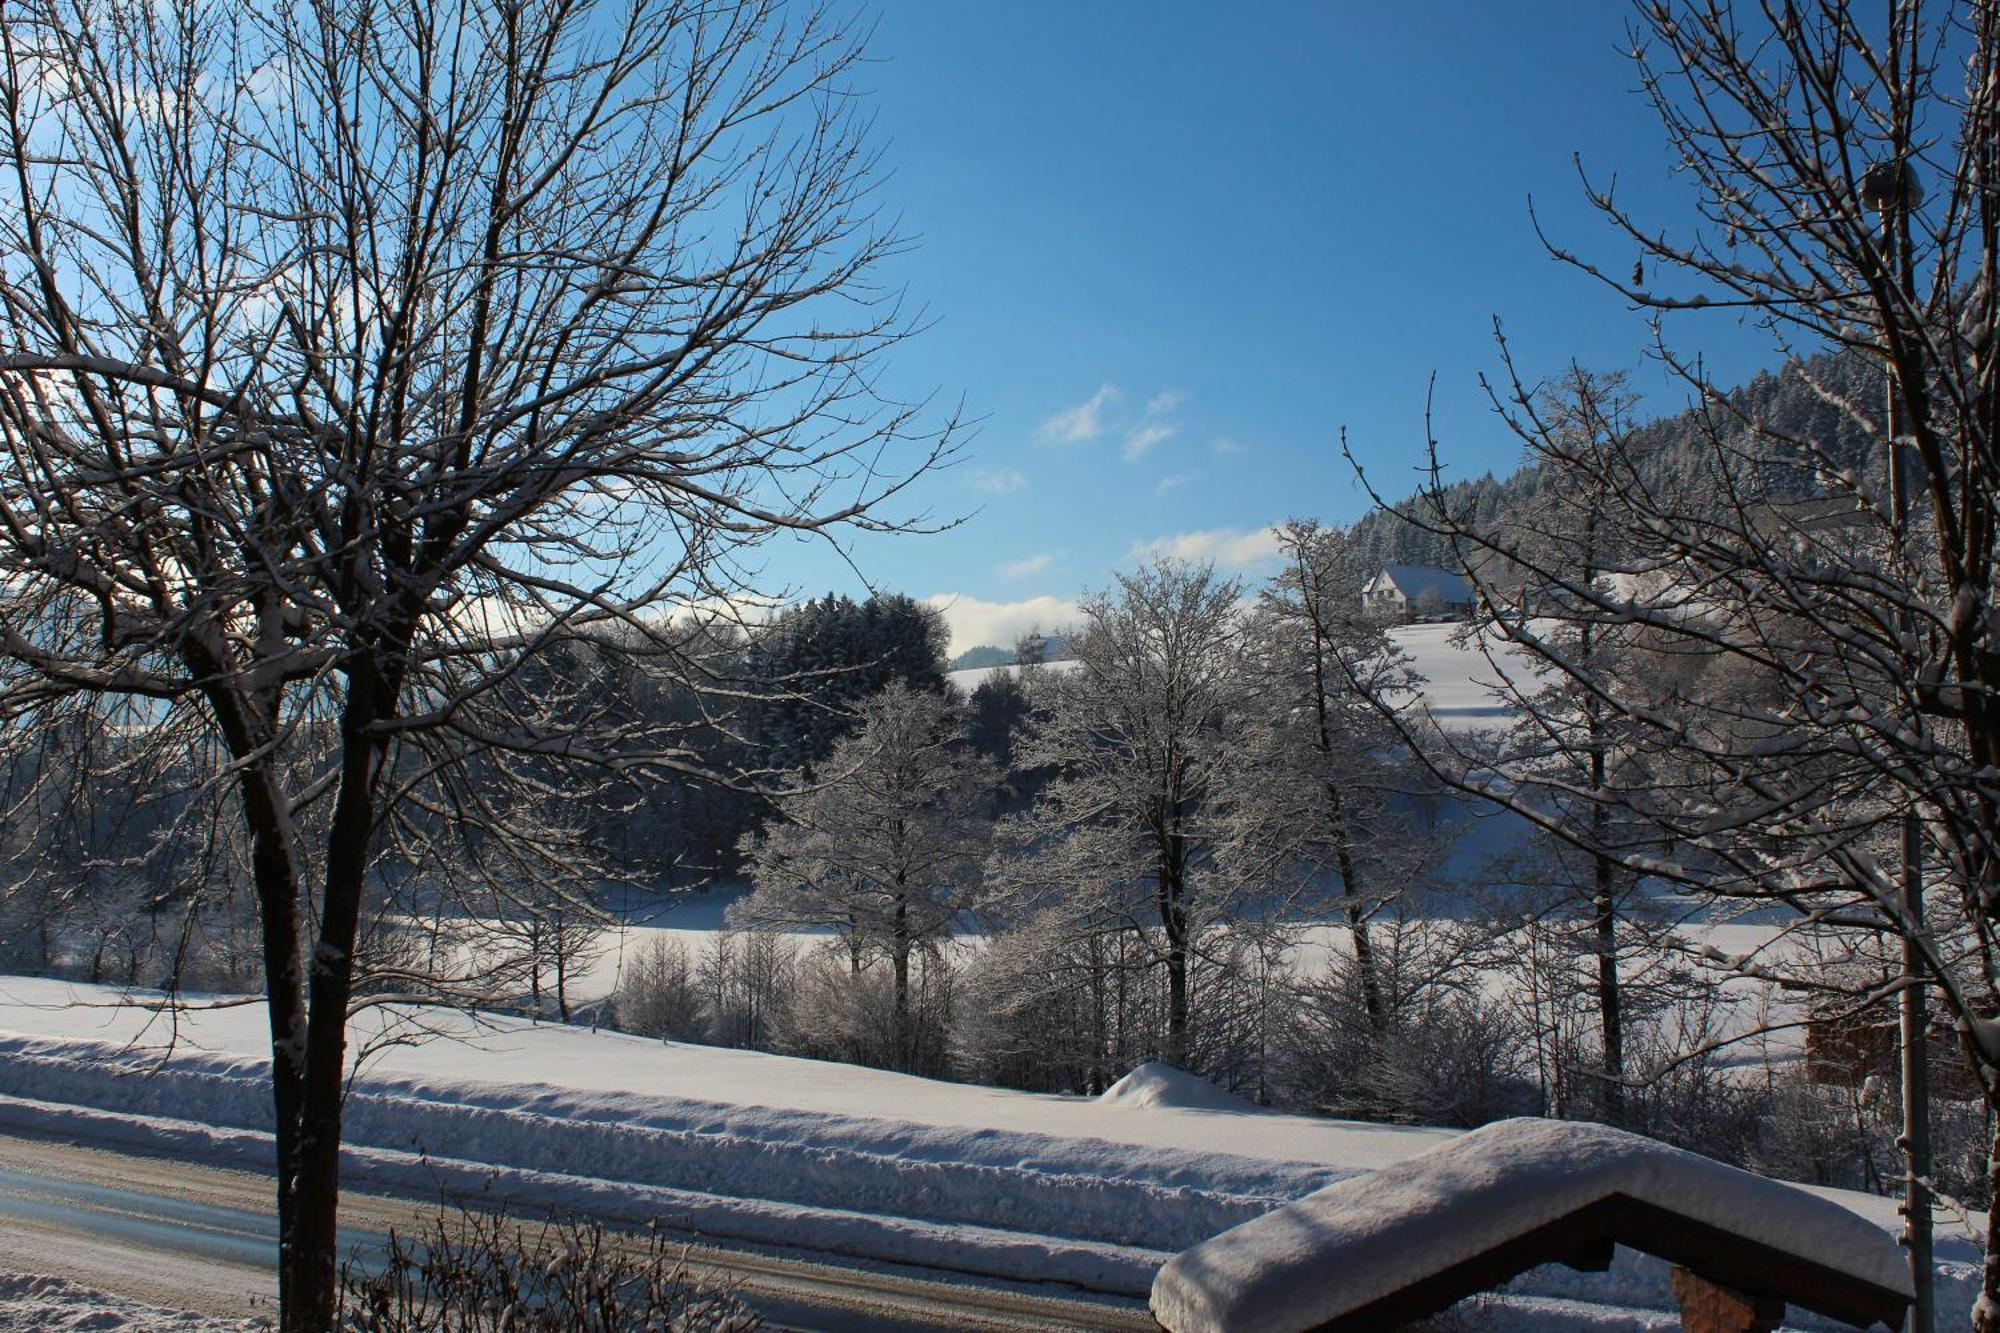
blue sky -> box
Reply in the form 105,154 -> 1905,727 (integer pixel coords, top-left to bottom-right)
759,4 -> 1784,653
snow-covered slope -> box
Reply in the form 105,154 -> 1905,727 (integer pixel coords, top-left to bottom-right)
943,625 -> 1532,732
945,657 -> 1080,695
1389,621 -> 1545,732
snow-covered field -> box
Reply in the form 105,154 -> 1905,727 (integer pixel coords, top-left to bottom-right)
1390,620 -> 1546,731
946,622 -> 1539,735
0,977 -> 1979,1329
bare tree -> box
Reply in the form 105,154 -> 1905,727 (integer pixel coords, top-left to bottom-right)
997,560 -> 1247,1071
1348,0 -> 1999,1319
735,681 -> 992,1068
1492,370 -> 1655,1124
0,0 -> 950,1326
1230,519 -> 1424,1033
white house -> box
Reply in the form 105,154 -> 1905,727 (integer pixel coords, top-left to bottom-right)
1361,564 -> 1475,620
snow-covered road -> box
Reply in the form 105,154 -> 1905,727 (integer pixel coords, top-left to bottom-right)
0,1129 -> 1152,1332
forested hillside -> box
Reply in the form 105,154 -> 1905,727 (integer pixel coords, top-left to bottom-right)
1346,351 -> 1883,568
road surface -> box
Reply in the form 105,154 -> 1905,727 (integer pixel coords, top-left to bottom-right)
0,1129 -> 1157,1331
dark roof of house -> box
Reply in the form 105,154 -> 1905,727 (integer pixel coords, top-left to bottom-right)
1367,564 -> 1473,603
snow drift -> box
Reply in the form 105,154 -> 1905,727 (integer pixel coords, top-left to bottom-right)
1097,1063 -> 1261,1114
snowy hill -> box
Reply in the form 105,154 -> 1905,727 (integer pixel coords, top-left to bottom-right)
0,977 -> 1977,1326
1389,621 -> 1546,732
946,624 -> 1536,733
946,657 -> 1080,695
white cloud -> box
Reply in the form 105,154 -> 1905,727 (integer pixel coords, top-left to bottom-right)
1210,436 -> 1247,456
1120,386 -> 1187,461
1153,471 -> 1197,495
1038,384 -> 1120,443
969,467 -> 1028,495
1121,422 -> 1178,461
923,592 -> 1080,655
1130,525 -> 1285,570
998,553 -> 1052,578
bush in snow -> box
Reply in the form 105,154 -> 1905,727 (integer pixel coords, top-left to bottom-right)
778,941 -> 958,1078
337,1207 -> 759,1332
700,928 -> 798,1051
957,913 -> 1281,1098
612,937 -> 707,1043
1278,976 -> 1534,1128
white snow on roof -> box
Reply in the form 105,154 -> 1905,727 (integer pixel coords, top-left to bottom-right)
1149,1116 -> 1914,1333
1097,1062 -> 1263,1114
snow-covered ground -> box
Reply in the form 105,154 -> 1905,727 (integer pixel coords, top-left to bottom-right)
944,622 -> 1537,734
0,1274 -> 257,1331
1389,620 -> 1545,731
0,977 -> 1979,1328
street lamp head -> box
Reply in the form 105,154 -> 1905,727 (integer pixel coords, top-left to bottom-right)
1860,159 -> 1923,214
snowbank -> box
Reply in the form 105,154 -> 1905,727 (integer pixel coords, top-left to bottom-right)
0,979 -> 1975,1327
0,1274 -> 258,1332
0,978 -> 1438,1291
1097,1063 -> 1262,1114
1151,1118 -> 1913,1333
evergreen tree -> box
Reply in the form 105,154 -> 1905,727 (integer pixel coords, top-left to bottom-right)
743,594 -> 950,772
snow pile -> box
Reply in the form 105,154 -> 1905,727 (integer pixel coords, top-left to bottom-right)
1150,1117 -> 1913,1333
1097,1063 -> 1262,1113
0,1273 -> 259,1331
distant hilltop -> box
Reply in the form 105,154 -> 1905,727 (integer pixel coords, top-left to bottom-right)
950,630 -> 1076,672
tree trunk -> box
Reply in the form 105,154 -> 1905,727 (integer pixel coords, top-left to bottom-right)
202,674 -> 311,1332
891,888 -> 911,1069
1328,800 -> 1384,1030
1164,931 -> 1188,1068
279,670 -> 385,1333
555,923 -> 572,1023
1979,1110 -> 2000,1332
1089,931 -> 1108,1095
1158,814 -> 1190,1070
1593,854 -> 1624,1124
1585,616 -> 1624,1125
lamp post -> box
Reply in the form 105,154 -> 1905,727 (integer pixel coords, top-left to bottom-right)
1862,156 -> 1932,1333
